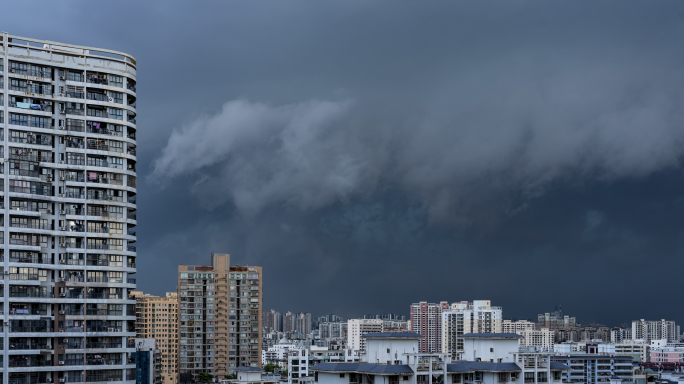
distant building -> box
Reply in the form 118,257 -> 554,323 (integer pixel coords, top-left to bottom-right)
538,306 -> 576,330
135,338 -> 162,384
520,328 -> 555,351
651,341 -> 684,363
319,322 -> 347,339
503,319 -> 536,334
611,328 -> 632,344
551,345 -> 633,384
347,319 -> 383,352
615,340 -> 650,362
410,301 -> 449,353
311,332 -> 568,384
288,346 -> 359,384
632,319 -> 678,343
441,300 -> 503,360
264,310 -> 282,333
130,291 -> 179,384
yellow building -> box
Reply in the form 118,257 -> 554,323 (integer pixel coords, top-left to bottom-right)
131,291 -> 180,384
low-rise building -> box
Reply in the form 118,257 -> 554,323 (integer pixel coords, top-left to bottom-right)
312,332 -> 568,384
288,347 -> 359,384
650,341 -> 684,363
520,328 -> 555,351
503,320 -> 537,334
348,319 -> 383,353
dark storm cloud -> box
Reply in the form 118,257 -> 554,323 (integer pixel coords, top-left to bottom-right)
3,0 -> 684,325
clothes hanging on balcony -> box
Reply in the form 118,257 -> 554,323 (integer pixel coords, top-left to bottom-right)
16,102 -> 30,109
30,104 -> 41,110
89,172 -> 97,180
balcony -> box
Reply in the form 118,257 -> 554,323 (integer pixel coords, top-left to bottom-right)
127,83 -> 136,92
9,356 -> 51,367
87,75 -> 108,85
9,342 -> 50,351
10,84 -> 53,95
65,108 -> 84,116
9,238 -> 40,246
87,92 -> 109,102
65,91 -> 84,99
10,255 -> 51,264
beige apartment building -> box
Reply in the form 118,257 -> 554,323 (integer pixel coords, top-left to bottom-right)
131,291 -> 179,384
178,253 -> 262,383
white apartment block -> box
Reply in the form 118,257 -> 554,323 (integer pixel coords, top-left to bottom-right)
610,328 -> 632,344
615,341 -> 650,362
441,300 -> 503,360
632,319 -> 677,342
288,346 -> 359,384
319,322 -> 347,339
503,320 -> 536,334
520,328 -> 555,351
312,332 -> 568,384
0,33 -> 139,384
347,319 -> 383,353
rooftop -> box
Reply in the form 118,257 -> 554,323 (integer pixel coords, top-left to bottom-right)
364,332 -> 423,339
312,363 -> 414,375
461,333 -> 523,339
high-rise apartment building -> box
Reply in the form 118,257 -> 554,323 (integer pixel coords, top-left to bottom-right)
503,319 -> 536,334
283,311 -> 296,333
410,301 -> 449,353
347,319 -> 383,352
0,33 -> 138,384
441,300 -> 503,360
178,254 -> 262,383
131,292 -> 179,384
537,307 -> 576,330
632,319 -> 678,342
263,309 -> 282,333
295,312 -> 312,335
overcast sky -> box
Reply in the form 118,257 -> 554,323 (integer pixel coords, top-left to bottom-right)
3,1 -> 684,326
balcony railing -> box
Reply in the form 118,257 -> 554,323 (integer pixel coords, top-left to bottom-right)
127,83 -> 136,92
66,108 -> 84,116
87,92 -> 109,102
87,76 -> 108,85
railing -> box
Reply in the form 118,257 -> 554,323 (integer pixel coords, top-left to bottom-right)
128,117 -> 136,124
66,108 -> 84,116
86,109 -> 108,118
87,158 -> 109,168
9,273 -> 39,281
86,207 -> 109,216
9,136 -> 52,146
66,326 -> 84,332
67,157 -> 85,165
87,176 -> 109,184
64,359 -> 84,366
9,290 -> 51,298
127,245 -> 136,252
86,309 -> 108,316
86,243 -> 109,250
9,358 -> 51,367
10,84 -> 53,95
127,83 -> 136,92
9,255 -> 51,264
9,238 -> 41,246
86,276 -> 108,283
87,92 -> 109,102
87,76 -> 108,85
9,343 -> 49,350
10,325 -> 53,333
65,91 -> 84,99
87,292 -> 106,299
127,278 -> 136,284
65,192 -> 85,199
10,222 -> 51,230
66,139 -> 84,149
66,120 -> 85,132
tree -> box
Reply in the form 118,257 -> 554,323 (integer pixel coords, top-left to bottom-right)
264,363 -> 277,373
197,372 -> 213,383
283,370 -> 288,376
225,374 -> 237,380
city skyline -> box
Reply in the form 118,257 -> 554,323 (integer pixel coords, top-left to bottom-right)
3,1 -> 684,327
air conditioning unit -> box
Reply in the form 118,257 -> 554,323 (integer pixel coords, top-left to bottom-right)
60,378 -> 66,382
59,310 -> 65,315
60,293 -> 66,297
59,126 -> 65,130
60,209 -> 66,214
59,259 -> 65,264
47,209 -> 53,214
59,160 -> 64,164
60,177 -> 65,181
27,81 -> 33,85
60,76 -> 66,80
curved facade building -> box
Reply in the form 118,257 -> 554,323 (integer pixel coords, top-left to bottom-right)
0,33 -> 137,384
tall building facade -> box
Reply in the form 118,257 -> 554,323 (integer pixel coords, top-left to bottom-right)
295,312 -> 312,335
347,319 -> 383,352
131,291 -> 179,384
632,319 -> 677,342
410,301 -> 449,353
0,33 -> 138,384
263,309 -> 281,333
178,254 -> 262,383
537,307 -> 576,330
441,300 -> 503,360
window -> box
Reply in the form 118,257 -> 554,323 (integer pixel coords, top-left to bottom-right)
453,375 -> 461,384
109,75 -> 123,88
340,374 -> 345,378
109,108 -> 123,120
490,348 -> 494,352
110,255 -> 123,266
67,71 -> 84,82
110,91 -> 123,104
498,373 -> 508,383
